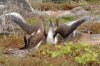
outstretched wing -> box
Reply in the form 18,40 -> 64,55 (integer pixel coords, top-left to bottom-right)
54,17 -> 87,38
5,12 -> 39,34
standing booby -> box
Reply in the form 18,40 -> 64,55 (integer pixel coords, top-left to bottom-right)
5,12 -> 45,50
46,21 -> 58,44
46,17 -> 87,44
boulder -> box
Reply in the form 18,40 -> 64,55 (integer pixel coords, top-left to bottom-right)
71,7 -> 90,16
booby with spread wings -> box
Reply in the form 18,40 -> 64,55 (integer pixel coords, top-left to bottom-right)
46,17 -> 88,44
5,12 -> 45,50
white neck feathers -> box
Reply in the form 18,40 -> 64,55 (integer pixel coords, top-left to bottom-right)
46,29 -> 58,44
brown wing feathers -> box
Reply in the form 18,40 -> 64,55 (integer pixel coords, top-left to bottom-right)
54,18 -> 86,38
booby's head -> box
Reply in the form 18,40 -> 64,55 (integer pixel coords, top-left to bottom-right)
46,20 -> 58,44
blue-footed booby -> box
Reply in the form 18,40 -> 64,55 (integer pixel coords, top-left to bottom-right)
5,12 -> 45,50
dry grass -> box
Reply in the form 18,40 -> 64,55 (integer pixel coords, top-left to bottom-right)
77,22 -> 100,34
0,35 -> 100,66
0,56 -> 37,66
0,44 -> 80,66
31,2 -> 77,11
0,35 -> 23,49
0,43 -> 99,66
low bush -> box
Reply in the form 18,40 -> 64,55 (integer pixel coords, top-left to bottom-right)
46,42 -> 100,65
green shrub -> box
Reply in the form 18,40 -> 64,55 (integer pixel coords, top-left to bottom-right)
49,16 -> 76,24
47,42 -> 99,65
75,52 -> 98,65
60,16 -> 76,23
26,17 -> 38,25
49,45 -> 72,58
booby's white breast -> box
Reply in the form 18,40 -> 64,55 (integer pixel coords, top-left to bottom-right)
46,30 -> 54,44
